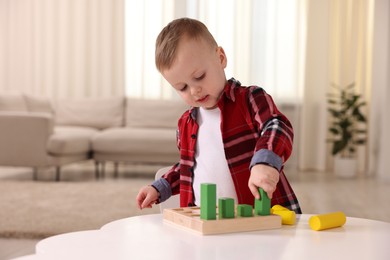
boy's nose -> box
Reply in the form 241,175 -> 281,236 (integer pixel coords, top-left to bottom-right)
190,85 -> 202,96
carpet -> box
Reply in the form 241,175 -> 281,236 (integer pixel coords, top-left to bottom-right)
0,178 -> 160,239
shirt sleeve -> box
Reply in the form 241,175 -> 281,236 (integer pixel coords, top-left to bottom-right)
250,149 -> 283,171
247,86 -> 294,170
151,113 -> 186,203
151,178 -> 171,202
151,163 -> 180,203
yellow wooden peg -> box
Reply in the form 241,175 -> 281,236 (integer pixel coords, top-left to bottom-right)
273,210 -> 296,225
271,204 -> 290,213
309,212 -> 346,231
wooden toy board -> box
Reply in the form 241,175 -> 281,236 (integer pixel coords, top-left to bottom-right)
163,207 -> 281,235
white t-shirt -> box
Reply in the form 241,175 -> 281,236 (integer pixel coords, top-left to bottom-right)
193,107 -> 238,206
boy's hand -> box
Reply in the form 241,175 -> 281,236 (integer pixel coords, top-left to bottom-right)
248,164 -> 279,199
136,185 -> 159,210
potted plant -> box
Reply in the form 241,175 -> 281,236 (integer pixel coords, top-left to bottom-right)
327,82 -> 367,177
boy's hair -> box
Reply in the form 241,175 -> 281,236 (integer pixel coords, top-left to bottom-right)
155,18 -> 218,72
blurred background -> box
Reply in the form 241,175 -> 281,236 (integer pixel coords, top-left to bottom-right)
0,1 -> 389,258
1,0 -> 388,179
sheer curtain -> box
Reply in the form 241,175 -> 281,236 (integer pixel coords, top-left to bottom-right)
124,0 -> 305,103
124,0 -> 174,99
328,0 -> 374,174
299,0 -> 329,172
300,0 -> 376,173
370,0 -> 390,181
0,0 -> 124,98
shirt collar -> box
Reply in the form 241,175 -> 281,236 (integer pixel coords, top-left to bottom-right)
223,77 -> 241,102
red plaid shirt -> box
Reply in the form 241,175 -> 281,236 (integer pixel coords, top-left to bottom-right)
153,78 -> 301,213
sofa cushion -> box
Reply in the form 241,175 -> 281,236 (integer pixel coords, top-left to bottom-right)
24,94 -> 54,114
47,126 -> 98,155
92,127 -> 178,155
0,94 -> 28,112
55,97 -> 125,130
126,98 -> 188,129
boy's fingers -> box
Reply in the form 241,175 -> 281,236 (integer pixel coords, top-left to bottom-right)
136,193 -> 145,210
249,183 -> 275,200
266,190 -> 273,199
143,200 -> 157,209
249,184 -> 260,199
261,183 -> 275,199
141,194 -> 156,209
138,198 -> 147,209
136,192 -> 150,210
141,198 -> 150,209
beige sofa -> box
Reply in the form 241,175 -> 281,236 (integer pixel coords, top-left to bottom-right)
0,94 -> 187,181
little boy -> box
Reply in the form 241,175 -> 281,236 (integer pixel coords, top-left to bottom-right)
136,18 -> 301,213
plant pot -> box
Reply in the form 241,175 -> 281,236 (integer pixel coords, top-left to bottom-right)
333,157 -> 357,178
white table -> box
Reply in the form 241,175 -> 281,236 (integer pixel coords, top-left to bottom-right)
15,214 -> 390,260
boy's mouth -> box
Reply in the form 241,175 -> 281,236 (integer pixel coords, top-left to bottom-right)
196,95 -> 209,103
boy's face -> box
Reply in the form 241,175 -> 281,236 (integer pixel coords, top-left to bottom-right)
162,36 -> 227,109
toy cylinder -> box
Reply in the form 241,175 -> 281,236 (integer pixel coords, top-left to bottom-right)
273,210 -> 296,225
272,205 -> 289,211
271,205 -> 290,213
309,212 -> 346,231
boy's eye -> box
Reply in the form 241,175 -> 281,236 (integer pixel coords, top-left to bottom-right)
195,73 -> 205,80
180,84 -> 188,91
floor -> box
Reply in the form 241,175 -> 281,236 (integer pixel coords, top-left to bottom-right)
0,164 -> 389,260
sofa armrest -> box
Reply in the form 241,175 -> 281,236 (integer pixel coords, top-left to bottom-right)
0,112 -> 55,166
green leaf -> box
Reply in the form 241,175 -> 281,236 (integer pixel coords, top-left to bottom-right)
346,95 -> 359,110
339,118 -> 352,129
352,108 -> 367,122
328,127 -> 339,135
328,108 -> 341,117
354,139 -> 366,145
354,129 -> 367,134
332,140 -> 348,155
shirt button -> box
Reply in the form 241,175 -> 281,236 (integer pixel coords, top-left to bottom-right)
191,134 -> 196,139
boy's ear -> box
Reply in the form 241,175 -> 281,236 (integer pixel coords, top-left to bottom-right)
217,46 -> 227,68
